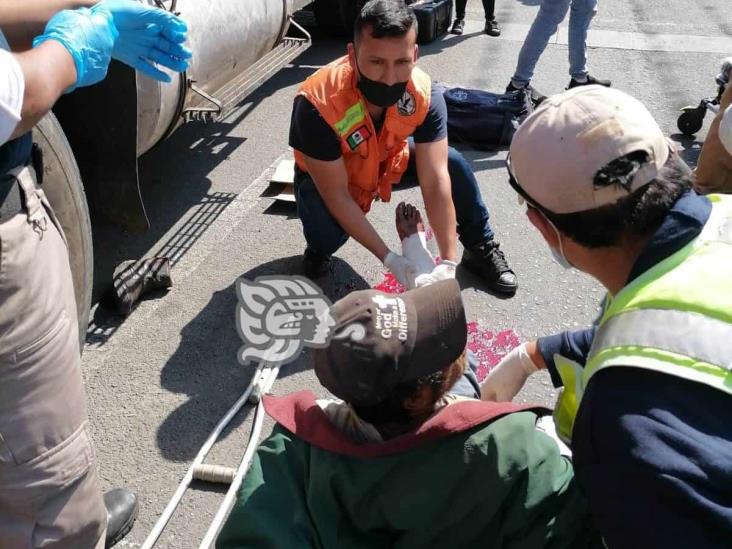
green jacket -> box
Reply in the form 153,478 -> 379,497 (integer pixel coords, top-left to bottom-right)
217,392 -> 592,549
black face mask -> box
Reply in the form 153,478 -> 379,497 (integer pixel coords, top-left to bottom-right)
356,62 -> 408,108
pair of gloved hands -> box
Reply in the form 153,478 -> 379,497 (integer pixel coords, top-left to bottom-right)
382,249 -> 457,289
33,0 -> 192,92
383,225 -> 458,289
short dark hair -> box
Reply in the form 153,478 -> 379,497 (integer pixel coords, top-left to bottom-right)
544,152 -> 693,248
354,0 -> 417,42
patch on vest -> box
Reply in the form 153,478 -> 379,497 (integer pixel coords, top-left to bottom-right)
397,91 -> 416,116
346,125 -> 372,150
335,103 -> 366,137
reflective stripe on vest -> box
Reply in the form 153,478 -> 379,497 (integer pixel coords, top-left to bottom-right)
591,308 -> 732,371
553,194 -> 732,445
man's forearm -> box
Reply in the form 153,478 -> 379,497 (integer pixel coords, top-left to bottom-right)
10,41 -> 76,138
0,0 -> 97,51
422,176 -> 457,261
327,194 -> 390,261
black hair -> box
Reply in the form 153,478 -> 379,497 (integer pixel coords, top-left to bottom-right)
354,0 -> 418,42
352,351 -> 466,430
352,370 -> 446,425
543,152 -> 693,248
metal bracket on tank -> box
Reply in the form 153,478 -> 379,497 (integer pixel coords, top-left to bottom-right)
177,12 -> 312,126
181,80 -> 223,123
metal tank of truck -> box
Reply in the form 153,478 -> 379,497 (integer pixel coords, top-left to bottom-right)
32,0 -> 327,338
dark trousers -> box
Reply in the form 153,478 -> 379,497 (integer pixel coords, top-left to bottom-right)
455,0 -> 496,20
294,143 -> 494,257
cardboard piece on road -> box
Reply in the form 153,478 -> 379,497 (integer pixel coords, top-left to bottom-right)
262,158 -> 296,203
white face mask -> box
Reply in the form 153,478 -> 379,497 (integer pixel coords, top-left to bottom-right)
546,218 -> 573,270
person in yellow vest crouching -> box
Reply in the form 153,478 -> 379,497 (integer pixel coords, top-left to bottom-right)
480,86 -> 732,548
289,0 -> 517,295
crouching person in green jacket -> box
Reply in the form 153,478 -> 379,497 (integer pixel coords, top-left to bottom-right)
217,280 -> 594,548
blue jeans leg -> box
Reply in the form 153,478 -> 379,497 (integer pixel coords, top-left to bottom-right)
448,351 -> 482,399
294,170 -> 349,256
447,146 -> 494,247
568,0 -> 597,79
512,0 -> 572,85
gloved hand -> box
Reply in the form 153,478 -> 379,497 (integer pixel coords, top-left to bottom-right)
383,251 -> 415,288
92,0 -> 191,82
431,259 -> 457,280
414,259 -> 456,287
480,342 -> 539,402
32,7 -> 118,91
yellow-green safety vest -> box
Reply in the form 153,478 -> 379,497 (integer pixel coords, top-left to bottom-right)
554,194 -> 732,444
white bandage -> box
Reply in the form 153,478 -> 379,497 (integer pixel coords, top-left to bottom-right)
383,251 -> 415,288
401,232 -> 435,274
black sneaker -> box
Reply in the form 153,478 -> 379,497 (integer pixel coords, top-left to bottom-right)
461,240 -> 518,295
450,19 -> 465,35
505,81 -> 547,106
567,74 -> 612,89
302,247 -> 331,279
484,19 -> 501,36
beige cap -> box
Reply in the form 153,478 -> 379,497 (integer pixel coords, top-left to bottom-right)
509,85 -> 670,214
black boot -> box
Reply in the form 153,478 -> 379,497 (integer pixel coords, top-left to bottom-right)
104,488 -> 139,548
112,257 -> 172,317
567,74 -> 612,89
461,240 -> 518,295
302,247 -> 332,279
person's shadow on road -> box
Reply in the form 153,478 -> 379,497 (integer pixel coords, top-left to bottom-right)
155,256 -> 368,462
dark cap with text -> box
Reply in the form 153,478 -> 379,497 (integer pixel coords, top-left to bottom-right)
313,279 -> 467,406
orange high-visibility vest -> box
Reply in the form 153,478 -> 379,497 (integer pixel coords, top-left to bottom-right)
294,55 -> 431,213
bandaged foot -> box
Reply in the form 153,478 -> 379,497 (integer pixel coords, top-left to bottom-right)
395,202 -> 435,288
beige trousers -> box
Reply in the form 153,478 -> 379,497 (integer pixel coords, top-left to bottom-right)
0,167 -> 106,548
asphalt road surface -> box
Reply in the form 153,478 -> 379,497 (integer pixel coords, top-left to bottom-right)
81,1 -> 731,546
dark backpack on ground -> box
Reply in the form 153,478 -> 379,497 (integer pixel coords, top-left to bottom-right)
441,86 -> 533,150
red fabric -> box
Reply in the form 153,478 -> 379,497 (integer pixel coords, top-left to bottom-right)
263,391 -> 546,458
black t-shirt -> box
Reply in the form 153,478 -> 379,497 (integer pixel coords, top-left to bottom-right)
289,85 -> 447,162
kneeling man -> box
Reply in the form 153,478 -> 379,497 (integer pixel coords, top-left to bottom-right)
290,0 -> 517,294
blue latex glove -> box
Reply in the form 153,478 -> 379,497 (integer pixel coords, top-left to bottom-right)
92,0 -> 192,82
32,7 -> 118,91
